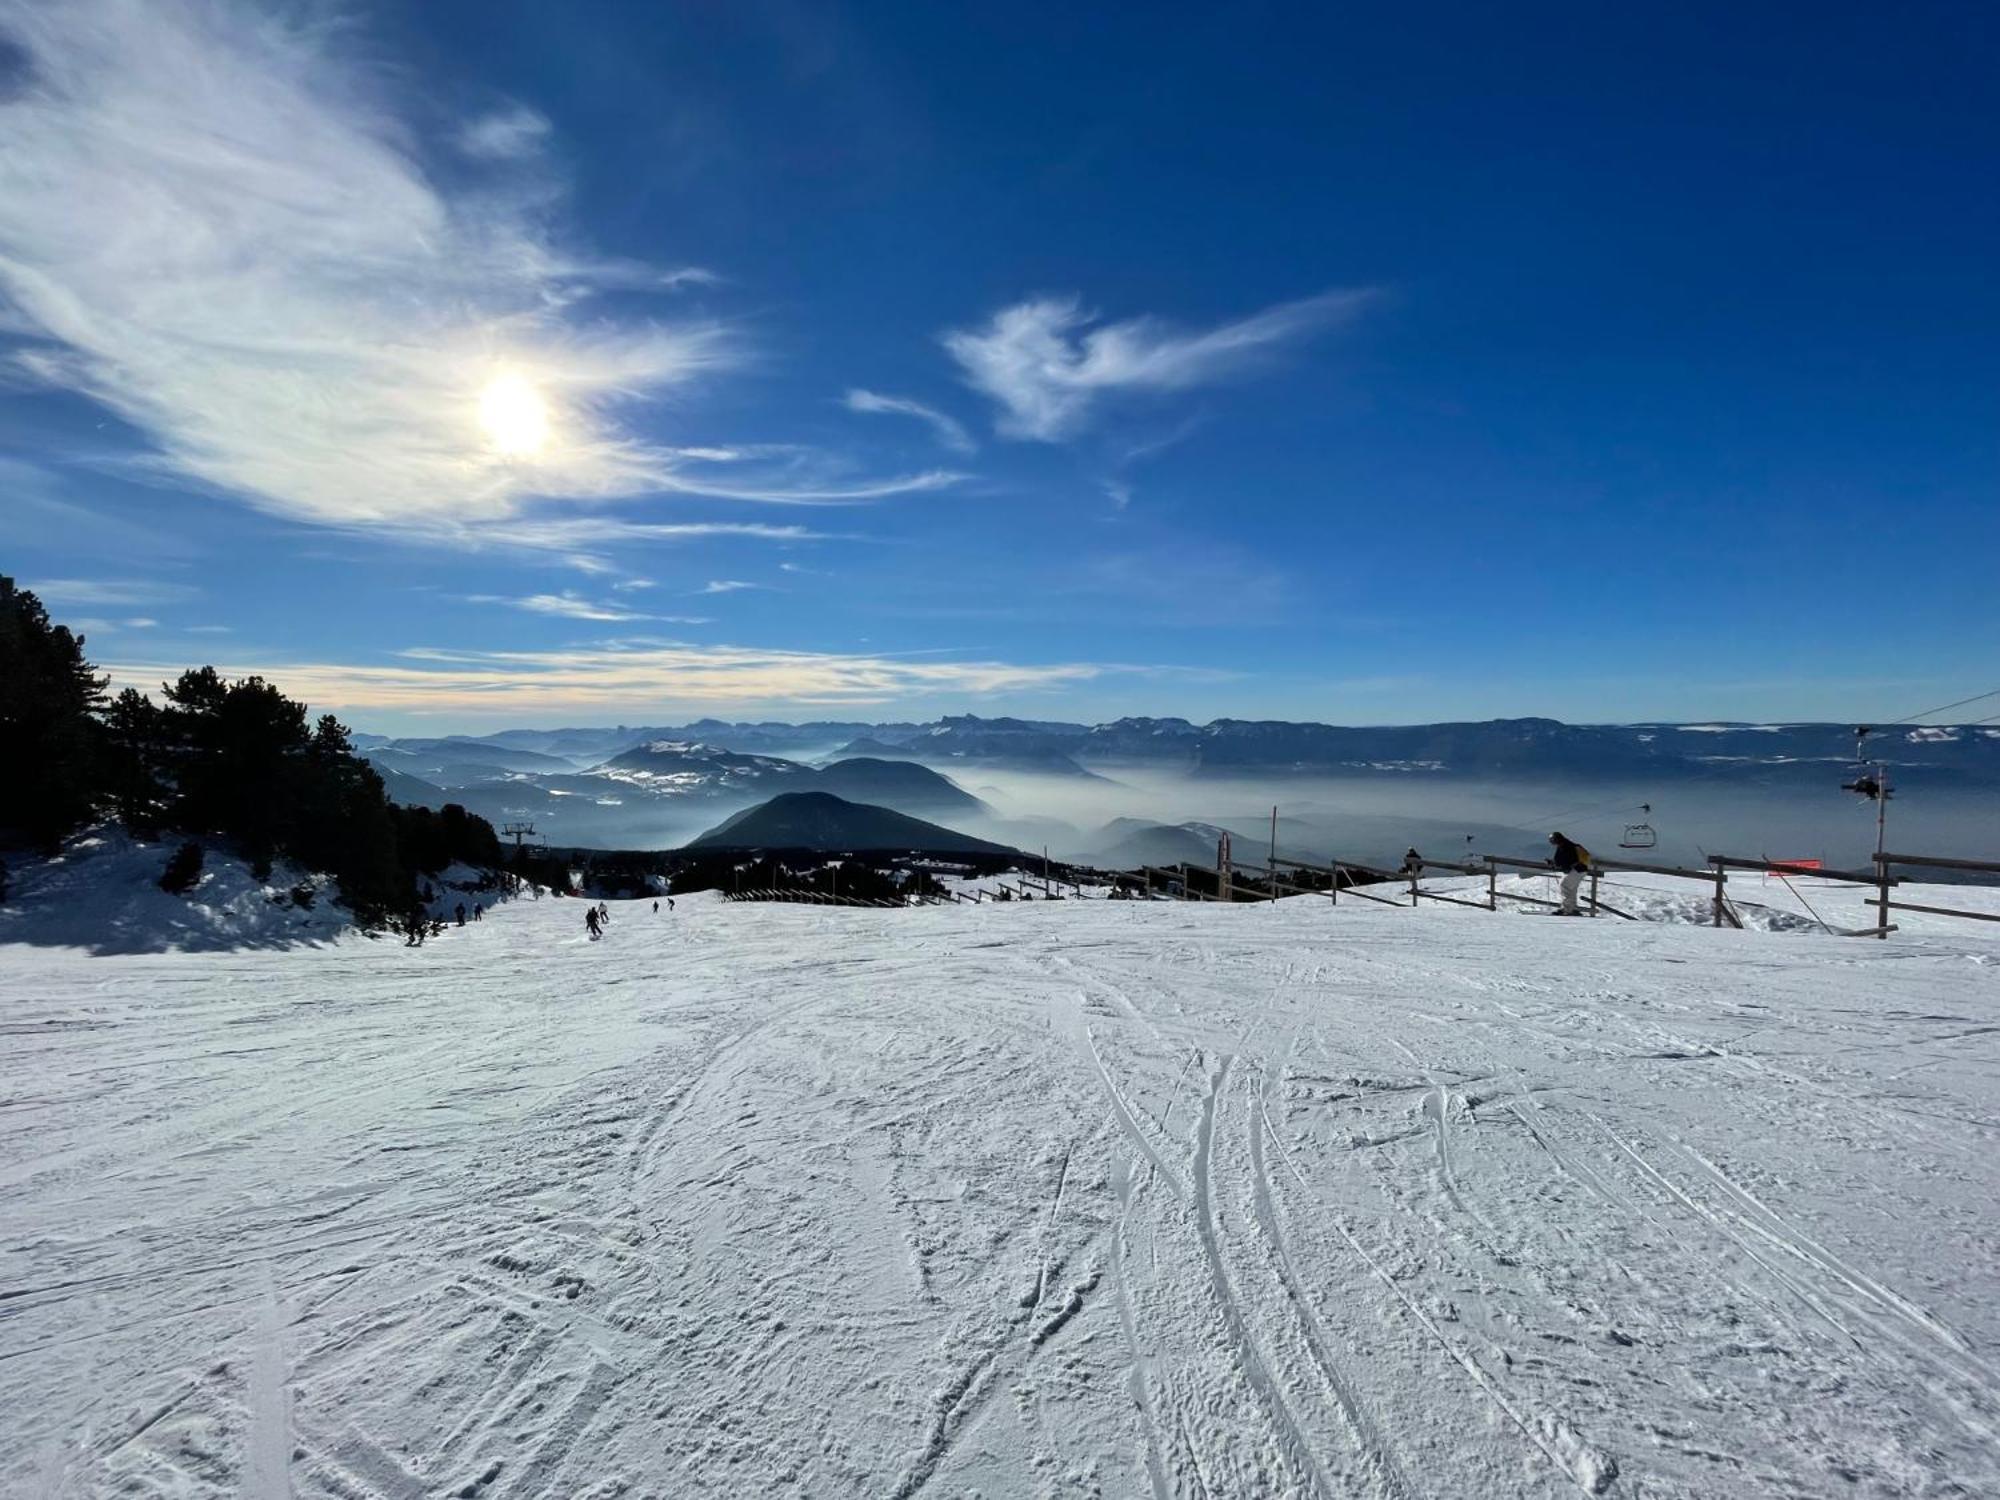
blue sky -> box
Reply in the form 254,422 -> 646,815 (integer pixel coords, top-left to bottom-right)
1,0 -> 1994,731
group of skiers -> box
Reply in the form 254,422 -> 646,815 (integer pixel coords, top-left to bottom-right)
584,894 -> 673,940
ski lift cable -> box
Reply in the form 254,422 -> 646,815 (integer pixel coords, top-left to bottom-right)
1881,685 -> 2000,726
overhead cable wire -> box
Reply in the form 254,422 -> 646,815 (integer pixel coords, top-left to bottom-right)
1882,685 -> 2000,726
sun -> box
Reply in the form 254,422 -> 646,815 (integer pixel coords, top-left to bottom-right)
478,372 -> 550,457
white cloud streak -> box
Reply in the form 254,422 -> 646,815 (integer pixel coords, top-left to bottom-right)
98,642 -> 1113,715
462,591 -> 709,625
843,389 -> 975,453
24,577 -> 199,607
454,103 -> 551,161
944,289 -> 1373,440
0,0 -> 956,544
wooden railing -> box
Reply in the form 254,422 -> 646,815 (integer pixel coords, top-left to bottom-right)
1867,852 -> 2000,933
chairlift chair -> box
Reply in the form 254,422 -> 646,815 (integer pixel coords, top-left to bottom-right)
1619,804 -> 1657,851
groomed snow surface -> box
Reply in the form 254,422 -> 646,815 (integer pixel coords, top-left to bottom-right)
3,878 -> 1998,1497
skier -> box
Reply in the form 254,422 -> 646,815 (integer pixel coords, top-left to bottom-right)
652,899 -> 659,914
1401,847 -> 1423,876
1549,831 -> 1591,915
473,903 -> 483,921
585,906 -> 602,940
455,902 -> 466,927
597,901 -> 610,925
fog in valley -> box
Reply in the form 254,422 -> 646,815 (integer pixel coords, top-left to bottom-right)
959,765 -> 1998,873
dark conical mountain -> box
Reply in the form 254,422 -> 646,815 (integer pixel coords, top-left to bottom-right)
685,792 -> 1016,855
808,758 -> 987,817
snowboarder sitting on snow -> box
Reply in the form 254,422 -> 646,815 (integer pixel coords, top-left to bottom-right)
585,906 -> 602,940
1549,832 -> 1591,915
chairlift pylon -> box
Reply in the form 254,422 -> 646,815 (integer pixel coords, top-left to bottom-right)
1619,803 -> 1658,851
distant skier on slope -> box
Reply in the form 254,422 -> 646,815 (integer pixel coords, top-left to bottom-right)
455,903 -> 466,927
1549,831 -> 1591,915
585,906 -> 602,940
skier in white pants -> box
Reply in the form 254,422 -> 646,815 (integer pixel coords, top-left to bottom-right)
1549,832 -> 1590,915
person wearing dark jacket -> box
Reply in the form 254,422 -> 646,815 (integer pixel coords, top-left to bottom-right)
1549,832 -> 1590,914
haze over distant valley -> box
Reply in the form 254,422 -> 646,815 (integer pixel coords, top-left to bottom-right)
359,713 -> 2000,869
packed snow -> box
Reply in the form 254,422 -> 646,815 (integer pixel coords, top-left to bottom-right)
0,831 -> 350,955
3,881 -> 1998,1496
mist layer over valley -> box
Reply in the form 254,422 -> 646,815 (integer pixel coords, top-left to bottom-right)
360,716 -> 2000,870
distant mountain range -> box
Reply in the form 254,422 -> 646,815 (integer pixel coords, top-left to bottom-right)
352,715 -> 2000,861
357,715 -> 2000,785
356,737 -> 988,850
687,791 -> 1015,856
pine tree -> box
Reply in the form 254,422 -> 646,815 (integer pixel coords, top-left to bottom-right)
0,576 -> 109,849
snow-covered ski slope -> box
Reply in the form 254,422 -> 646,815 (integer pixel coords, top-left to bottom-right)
3,888 -> 1997,1497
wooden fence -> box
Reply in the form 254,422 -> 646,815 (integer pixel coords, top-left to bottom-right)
717,844 -> 1997,936
1115,844 -> 1992,941
1867,852 -> 2000,933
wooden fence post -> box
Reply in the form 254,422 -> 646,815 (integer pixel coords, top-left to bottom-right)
1711,858 -> 1726,927
1875,853 -> 1891,940
1589,869 -> 1601,917
1487,862 -> 1497,911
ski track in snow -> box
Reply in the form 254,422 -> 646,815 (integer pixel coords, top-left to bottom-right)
2,889 -> 1998,1497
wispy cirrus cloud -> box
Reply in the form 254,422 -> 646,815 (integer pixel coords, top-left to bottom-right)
98,642 -> 1117,716
63,616 -> 158,635
453,103 -> 552,161
0,0 -> 956,545
944,289 -> 1373,440
460,517 -> 838,580
447,518 -> 834,560
843,389 -> 975,453
462,591 -> 710,625
24,578 -> 199,607
698,579 -> 765,595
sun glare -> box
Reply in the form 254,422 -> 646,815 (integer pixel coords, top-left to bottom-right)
478,372 -> 550,457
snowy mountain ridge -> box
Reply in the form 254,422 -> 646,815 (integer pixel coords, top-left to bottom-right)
365,715 -> 2000,785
